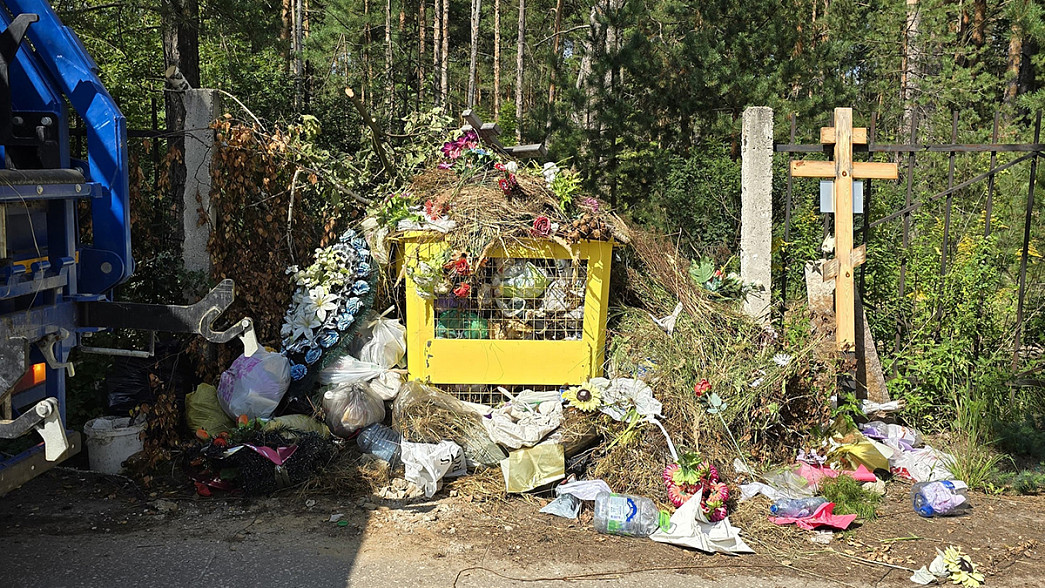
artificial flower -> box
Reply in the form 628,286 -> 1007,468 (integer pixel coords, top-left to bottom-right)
563,383 -> 602,412
307,286 -> 339,322
581,197 -> 600,212
498,174 -> 518,195
494,162 -> 506,171
288,307 -> 323,344
667,484 -> 697,508
663,463 -> 680,487
453,283 -> 471,298
531,215 -> 552,238
505,161 -> 519,173
943,546 -> 984,587
694,378 -> 711,398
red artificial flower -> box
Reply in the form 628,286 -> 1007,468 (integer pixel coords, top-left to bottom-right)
694,378 -> 711,398
453,283 -> 471,298
494,162 -> 507,171
531,215 -> 552,238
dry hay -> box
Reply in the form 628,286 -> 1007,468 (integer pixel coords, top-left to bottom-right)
295,448 -> 391,497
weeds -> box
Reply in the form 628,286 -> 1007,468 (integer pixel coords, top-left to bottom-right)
942,388 -> 1005,491
818,475 -> 881,521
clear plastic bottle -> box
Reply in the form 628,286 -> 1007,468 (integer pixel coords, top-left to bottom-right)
911,480 -> 970,517
593,492 -> 669,537
357,423 -> 401,465
769,497 -> 828,518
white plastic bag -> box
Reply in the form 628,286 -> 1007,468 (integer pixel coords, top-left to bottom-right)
400,440 -> 467,497
322,383 -> 386,438
318,355 -> 385,386
217,350 -> 290,420
482,401 -> 562,450
369,370 -> 403,401
351,313 -> 407,368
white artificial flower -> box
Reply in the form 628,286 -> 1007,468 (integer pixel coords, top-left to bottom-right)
288,307 -> 323,344
307,285 -> 339,322
505,161 -> 519,173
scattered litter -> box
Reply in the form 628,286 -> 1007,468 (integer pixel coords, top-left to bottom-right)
647,302 -> 683,335
769,501 -> 857,530
482,399 -> 563,449
911,480 -> 970,517
588,378 -> 662,422
769,496 -> 827,518
593,491 -> 668,538
772,353 -> 792,366
401,440 -> 467,497
810,530 -> 834,545
305,499 -> 316,508
650,491 -> 753,554
796,463 -> 878,486
501,443 -> 565,493
556,479 -> 612,501
350,311 -> 407,369
322,382 -> 385,437
539,494 -> 582,519
329,513 -> 344,523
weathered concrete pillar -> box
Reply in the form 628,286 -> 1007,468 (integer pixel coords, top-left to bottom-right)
740,106 -> 774,323
181,89 -> 222,275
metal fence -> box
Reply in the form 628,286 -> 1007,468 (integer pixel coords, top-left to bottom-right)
774,110 -> 1044,369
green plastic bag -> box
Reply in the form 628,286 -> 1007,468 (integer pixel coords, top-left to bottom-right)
186,383 -> 234,436
435,310 -> 488,339
500,262 -> 550,299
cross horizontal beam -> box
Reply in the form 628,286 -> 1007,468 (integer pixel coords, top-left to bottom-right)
790,160 -> 899,180
821,127 -> 868,145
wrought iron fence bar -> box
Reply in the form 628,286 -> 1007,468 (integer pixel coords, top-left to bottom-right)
1013,111 -> 1042,370
869,152 -> 1036,229
895,113 -> 918,373
985,111 -> 1001,237
935,111 -> 959,329
776,143 -> 1045,154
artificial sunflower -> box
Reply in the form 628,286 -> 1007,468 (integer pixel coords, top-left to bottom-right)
943,546 -> 985,587
563,383 -> 602,412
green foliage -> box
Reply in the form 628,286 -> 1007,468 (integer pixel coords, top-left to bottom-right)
818,474 -> 881,521
550,167 -> 582,212
942,388 -> 1007,491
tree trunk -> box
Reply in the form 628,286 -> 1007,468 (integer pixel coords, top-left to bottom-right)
901,0 -> 920,138
385,0 -> 394,115
1004,23 -> 1023,106
972,0 -> 986,47
515,0 -> 525,142
160,0 -> 200,256
432,0 -> 441,103
363,0 -> 372,108
292,0 -> 303,110
493,0 -> 501,118
419,0 -> 426,104
545,0 -> 563,132
441,0 -> 449,104
467,0 -> 482,107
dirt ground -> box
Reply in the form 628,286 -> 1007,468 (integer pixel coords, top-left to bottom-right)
1,466 -> 1042,588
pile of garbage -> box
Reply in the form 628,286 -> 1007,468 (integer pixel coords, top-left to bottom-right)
167,126 -> 975,558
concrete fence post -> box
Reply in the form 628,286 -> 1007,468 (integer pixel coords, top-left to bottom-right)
181,89 -> 222,276
740,106 -> 774,323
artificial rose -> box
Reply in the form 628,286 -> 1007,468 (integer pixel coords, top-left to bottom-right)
694,378 -> 711,398
531,215 -> 552,237
453,283 -> 471,298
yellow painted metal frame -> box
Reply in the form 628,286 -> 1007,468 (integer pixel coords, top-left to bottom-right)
398,233 -> 613,386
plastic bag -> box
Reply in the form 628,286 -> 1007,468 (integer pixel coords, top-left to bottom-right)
400,440 -> 467,497
263,414 -> 330,438
186,383 -> 234,436
351,313 -> 407,369
497,261 -> 550,299
318,355 -> 385,386
217,350 -> 291,420
322,383 -> 386,438
482,400 -> 562,450
393,381 -> 504,466
369,370 -> 403,401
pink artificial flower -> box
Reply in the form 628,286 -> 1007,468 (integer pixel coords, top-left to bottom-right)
581,197 -> 600,212
531,215 -> 552,237
663,463 -> 680,487
437,161 -> 453,170
667,484 -> 695,508
694,378 -> 711,398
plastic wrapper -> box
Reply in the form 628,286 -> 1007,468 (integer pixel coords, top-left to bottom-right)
217,350 -> 291,420
369,370 -> 404,401
501,443 -> 565,493
322,383 -> 386,438
482,400 -> 562,450
393,380 -> 504,466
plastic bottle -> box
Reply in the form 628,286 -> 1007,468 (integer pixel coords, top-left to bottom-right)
769,497 -> 828,518
593,492 -> 670,537
911,480 -> 970,517
357,423 -> 401,465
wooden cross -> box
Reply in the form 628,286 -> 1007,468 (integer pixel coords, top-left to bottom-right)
460,109 -> 548,159
791,108 -> 898,351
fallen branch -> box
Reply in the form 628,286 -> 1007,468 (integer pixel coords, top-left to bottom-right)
345,86 -> 396,182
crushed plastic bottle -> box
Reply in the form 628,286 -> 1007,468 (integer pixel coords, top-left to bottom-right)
911,480 -> 970,517
356,423 -> 401,465
769,497 -> 828,518
593,492 -> 670,537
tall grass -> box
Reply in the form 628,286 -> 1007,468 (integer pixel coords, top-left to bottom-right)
942,387 -> 1005,491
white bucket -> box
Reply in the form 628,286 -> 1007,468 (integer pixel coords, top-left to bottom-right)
83,416 -> 145,474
